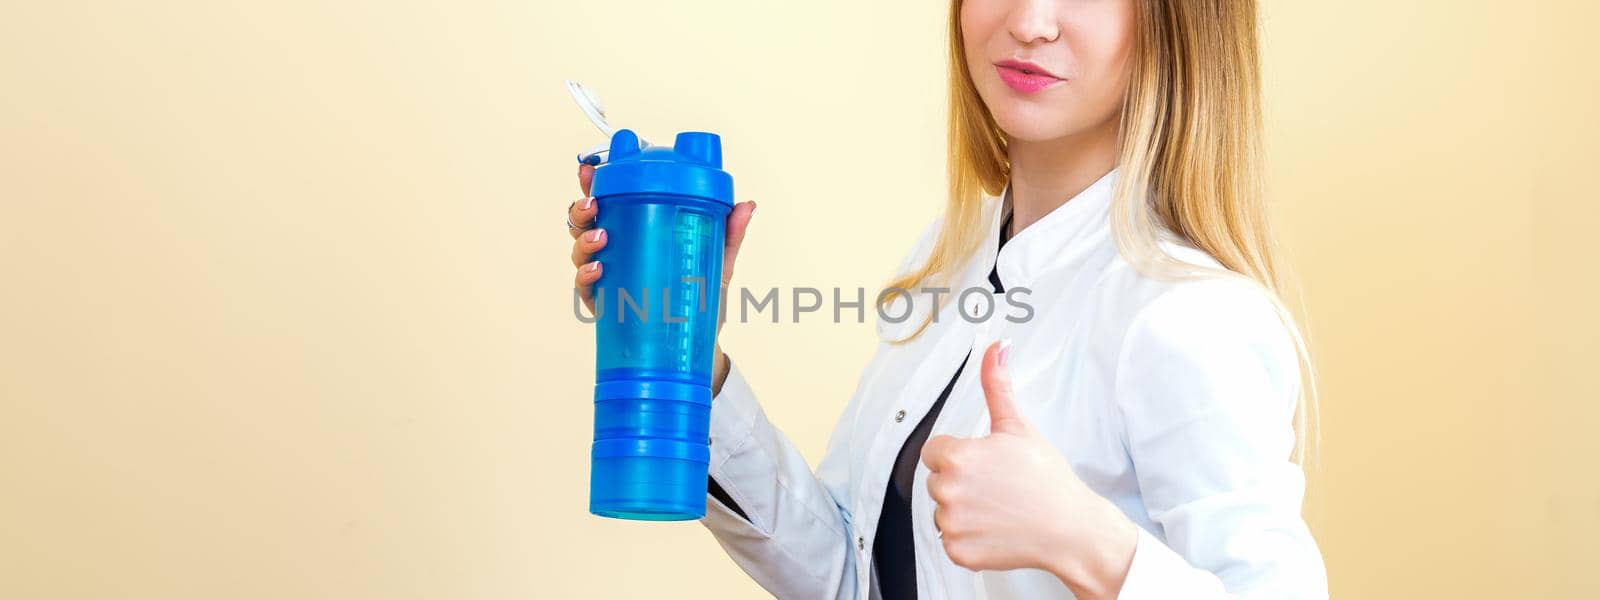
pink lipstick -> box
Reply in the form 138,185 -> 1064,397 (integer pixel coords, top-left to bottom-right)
994,59 -> 1064,93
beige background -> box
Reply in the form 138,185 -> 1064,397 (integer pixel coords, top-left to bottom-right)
2,0 -> 1596,598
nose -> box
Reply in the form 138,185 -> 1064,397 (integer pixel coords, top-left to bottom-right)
1006,0 -> 1061,45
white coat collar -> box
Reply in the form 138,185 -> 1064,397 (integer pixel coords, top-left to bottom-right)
875,167 -> 1119,341
986,167 -> 1119,292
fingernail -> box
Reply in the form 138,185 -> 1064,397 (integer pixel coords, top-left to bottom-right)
997,338 -> 1012,367
585,261 -> 600,272
582,197 -> 594,210
588,228 -> 604,242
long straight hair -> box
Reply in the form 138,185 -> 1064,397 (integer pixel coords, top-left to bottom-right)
886,0 -> 1317,463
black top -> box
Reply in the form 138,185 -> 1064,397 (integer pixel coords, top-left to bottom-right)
873,218 -> 1009,599
707,216 -> 1012,599
871,355 -> 968,597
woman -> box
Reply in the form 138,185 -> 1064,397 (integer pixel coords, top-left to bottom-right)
565,0 -> 1326,597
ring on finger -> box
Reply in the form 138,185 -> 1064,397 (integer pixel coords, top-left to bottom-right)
565,201 -> 591,233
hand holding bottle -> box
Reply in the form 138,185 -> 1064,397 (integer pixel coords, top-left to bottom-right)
568,162 -> 756,394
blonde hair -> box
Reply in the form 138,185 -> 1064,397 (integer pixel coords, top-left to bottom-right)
887,0 -> 1317,463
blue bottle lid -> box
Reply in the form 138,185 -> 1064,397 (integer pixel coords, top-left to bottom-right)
589,129 -> 734,206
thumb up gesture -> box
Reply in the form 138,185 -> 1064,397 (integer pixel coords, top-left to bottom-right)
921,340 -> 1138,599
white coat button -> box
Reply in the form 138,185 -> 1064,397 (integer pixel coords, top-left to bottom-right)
857,536 -> 865,551
894,409 -> 906,423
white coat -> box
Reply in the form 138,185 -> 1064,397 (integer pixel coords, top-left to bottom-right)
700,169 -> 1328,599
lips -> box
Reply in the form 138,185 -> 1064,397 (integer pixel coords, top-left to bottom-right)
994,59 -> 1064,93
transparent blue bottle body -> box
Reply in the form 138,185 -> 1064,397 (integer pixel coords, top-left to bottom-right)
586,130 -> 732,522
593,197 -> 725,387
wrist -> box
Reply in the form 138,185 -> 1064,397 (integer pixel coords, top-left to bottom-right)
711,347 -> 729,396
1045,501 -> 1137,600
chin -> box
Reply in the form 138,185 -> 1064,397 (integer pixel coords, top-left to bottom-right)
986,97 -> 1081,143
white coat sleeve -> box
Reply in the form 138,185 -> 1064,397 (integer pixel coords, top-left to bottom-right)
697,217 -> 943,599
1111,280 -> 1329,599
699,358 -> 861,599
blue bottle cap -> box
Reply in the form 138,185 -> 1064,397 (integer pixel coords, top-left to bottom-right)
589,129 -> 734,206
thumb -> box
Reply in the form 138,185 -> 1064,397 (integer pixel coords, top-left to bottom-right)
722,200 -> 756,283
981,339 -> 1027,435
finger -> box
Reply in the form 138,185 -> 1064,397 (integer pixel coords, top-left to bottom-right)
578,163 -> 595,197
575,261 -> 602,313
925,470 -> 949,502
981,339 -> 1027,435
571,227 -> 607,267
567,196 -> 598,240
921,434 -> 962,472
721,201 -> 756,283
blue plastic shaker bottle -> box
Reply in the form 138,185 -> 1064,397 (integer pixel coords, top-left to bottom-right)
587,128 -> 732,521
